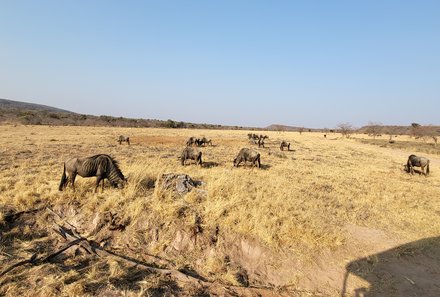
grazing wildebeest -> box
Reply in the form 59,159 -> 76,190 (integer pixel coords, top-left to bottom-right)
181,147 -> 202,166
186,137 -> 196,146
405,154 -> 430,176
59,154 -> 126,192
118,135 -> 130,145
280,140 -> 290,151
233,148 -> 261,168
200,137 -> 212,146
258,138 -> 265,148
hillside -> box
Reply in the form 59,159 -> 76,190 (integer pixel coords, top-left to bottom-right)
0,98 -> 252,130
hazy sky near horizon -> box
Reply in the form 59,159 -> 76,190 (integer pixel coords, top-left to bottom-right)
1,1 -> 439,128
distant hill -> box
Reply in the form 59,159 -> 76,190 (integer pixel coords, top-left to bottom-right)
0,98 -> 256,130
265,124 -> 321,132
0,98 -> 72,113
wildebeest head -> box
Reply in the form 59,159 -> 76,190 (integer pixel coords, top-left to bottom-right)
109,179 -> 125,189
233,158 -> 238,166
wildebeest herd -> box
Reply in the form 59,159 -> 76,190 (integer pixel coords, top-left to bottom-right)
186,136 -> 212,147
58,133 -> 432,192
248,133 -> 268,148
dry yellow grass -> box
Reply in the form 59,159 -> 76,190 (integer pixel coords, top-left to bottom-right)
0,125 -> 439,296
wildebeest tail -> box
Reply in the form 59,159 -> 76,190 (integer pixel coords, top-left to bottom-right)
59,163 -> 67,191
426,160 -> 430,175
257,154 -> 261,168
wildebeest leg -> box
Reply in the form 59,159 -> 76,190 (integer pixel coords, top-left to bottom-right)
95,176 -> 102,193
70,172 -> 77,191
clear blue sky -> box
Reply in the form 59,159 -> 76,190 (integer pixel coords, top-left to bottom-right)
1,1 -> 439,128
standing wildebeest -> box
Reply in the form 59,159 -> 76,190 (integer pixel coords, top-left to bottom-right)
59,154 -> 126,192
248,133 -> 259,143
118,135 -> 130,145
405,154 -> 430,176
194,138 -> 204,146
181,147 -> 202,166
233,148 -> 261,168
280,140 -> 290,151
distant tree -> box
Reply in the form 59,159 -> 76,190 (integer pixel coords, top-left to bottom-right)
365,122 -> 383,139
410,123 -> 422,138
337,122 -> 354,138
165,119 -> 176,128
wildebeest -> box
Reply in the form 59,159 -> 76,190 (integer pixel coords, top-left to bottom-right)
200,137 -> 212,146
181,147 -> 202,166
59,154 -> 126,192
186,137 -> 196,146
248,134 -> 267,147
280,140 -> 290,151
233,148 -> 261,168
405,154 -> 430,176
195,138 -> 203,146
248,133 -> 259,142
193,137 -> 212,147
118,135 -> 130,145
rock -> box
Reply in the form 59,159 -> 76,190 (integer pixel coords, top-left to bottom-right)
159,173 -> 203,196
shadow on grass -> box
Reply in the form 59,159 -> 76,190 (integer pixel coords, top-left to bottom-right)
342,236 -> 440,296
201,161 -> 220,168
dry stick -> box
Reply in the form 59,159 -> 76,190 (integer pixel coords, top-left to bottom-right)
4,206 -> 46,223
0,238 -> 84,277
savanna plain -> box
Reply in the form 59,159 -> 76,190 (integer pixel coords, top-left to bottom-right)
1,125 -> 439,296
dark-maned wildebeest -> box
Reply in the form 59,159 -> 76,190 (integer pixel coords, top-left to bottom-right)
233,148 -> 261,168
405,154 -> 430,176
181,147 -> 202,166
194,138 -> 203,146
280,140 -> 290,151
118,135 -> 130,145
59,154 -> 126,192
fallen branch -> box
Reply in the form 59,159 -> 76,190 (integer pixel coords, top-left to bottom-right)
0,238 -> 83,277
4,206 -> 46,223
